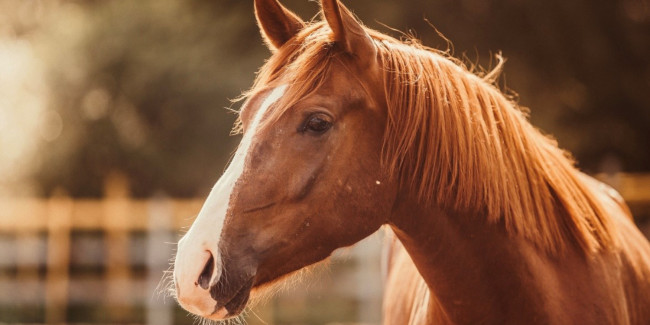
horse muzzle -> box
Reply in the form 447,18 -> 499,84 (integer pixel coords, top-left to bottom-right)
174,234 -> 259,319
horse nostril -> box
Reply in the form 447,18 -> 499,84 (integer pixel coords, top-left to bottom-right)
197,252 -> 214,290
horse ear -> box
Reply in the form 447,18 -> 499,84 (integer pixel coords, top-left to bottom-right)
321,0 -> 376,64
255,0 -> 305,51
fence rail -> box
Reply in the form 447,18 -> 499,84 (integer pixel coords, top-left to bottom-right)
0,175 -> 205,324
0,197 -> 202,232
0,173 -> 649,324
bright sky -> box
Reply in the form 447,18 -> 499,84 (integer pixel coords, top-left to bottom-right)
0,37 -> 49,196
0,0 -> 54,196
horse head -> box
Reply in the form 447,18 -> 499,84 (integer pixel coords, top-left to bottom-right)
173,0 -> 395,319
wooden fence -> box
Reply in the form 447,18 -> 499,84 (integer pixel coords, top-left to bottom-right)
0,173 -> 649,324
0,174 -> 205,324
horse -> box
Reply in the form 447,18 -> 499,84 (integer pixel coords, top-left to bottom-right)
171,0 -> 650,323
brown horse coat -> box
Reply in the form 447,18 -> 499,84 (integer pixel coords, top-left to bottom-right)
171,1 -> 650,324
384,178 -> 650,324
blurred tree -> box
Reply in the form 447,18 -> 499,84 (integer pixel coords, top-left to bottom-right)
28,0 -> 649,198
35,0 -> 270,197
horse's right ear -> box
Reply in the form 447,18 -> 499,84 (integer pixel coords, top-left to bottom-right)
255,0 -> 305,51
321,0 -> 376,68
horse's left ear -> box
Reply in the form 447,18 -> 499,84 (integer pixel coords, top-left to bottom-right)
321,0 -> 376,66
255,0 -> 305,51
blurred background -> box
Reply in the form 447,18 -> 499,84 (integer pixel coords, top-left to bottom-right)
0,0 -> 649,324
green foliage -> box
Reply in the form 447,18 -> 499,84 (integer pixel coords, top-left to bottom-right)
36,0 -> 270,197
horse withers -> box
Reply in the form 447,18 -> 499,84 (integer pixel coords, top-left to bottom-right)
171,0 -> 650,323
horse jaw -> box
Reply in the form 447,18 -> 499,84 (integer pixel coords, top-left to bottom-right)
173,85 -> 287,319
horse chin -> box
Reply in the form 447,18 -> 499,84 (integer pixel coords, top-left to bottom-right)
207,276 -> 254,320
204,275 -> 280,320
207,258 -> 330,320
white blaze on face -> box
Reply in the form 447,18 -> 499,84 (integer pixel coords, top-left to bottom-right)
174,85 -> 286,314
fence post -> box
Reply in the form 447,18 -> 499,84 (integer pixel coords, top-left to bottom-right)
146,192 -> 174,325
45,189 -> 73,324
16,231 -> 42,311
353,231 -> 384,324
103,172 -> 132,319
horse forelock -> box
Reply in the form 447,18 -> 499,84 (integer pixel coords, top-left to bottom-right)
233,23 -> 334,134
237,20 -> 618,256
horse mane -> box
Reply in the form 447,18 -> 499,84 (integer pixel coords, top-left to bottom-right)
239,22 -> 617,255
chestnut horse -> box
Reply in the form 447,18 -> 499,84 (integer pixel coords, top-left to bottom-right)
172,0 -> 650,323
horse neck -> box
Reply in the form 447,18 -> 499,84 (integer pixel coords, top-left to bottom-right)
389,196 -> 555,324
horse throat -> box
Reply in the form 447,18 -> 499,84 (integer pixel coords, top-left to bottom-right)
388,198 -> 552,324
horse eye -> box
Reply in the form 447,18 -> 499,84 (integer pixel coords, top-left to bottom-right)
303,115 -> 332,134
